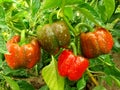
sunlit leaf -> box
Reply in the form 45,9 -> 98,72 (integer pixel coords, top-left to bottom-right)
0,6 -> 7,29
41,0 -> 61,9
42,56 -> 64,90
32,0 -> 41,16
65,0 -> 83,5
79,3 -> 104,26
104,0 -> 115,20
64,7 -> 73,20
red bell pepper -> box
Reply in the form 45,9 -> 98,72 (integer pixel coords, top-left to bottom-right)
4,35 -> 41,69
58,49 -> 89,81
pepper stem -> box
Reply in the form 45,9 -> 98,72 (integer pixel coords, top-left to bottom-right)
63,16 -> 77,36
75,23 -> 92,35
20,30 -> 26,45
70,42 -> 77,56
49,11 -> 57,24
86,69 -> 99,86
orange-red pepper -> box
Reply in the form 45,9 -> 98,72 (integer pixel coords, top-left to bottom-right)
4,35 -> 41,69
80,27 -> 114,58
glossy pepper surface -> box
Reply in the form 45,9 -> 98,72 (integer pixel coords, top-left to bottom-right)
80,27 -> 114,58
4,35 -> 41,69
37,21 -> 70,54
58,49 -> 89,81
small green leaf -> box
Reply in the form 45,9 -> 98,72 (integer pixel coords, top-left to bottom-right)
0,6 -> 5,19
0,0 -> 12,3
93,86 -> 106,90
42,56 -> 64,90
105,75 -> 113,86
41,0 -> 61,9
104,0 -> 115,20
64,7 -> 73,20
32,0 -> 41,16
0,6 -> 7,29
110,75 -> 120,88
65,0 -> 83,5
77,76 -> 86,90
0,34 -> 8,54
97,3 -> 107,22
39,85 -> 49,90
79,3 -> 103,26
2,75 -> 20,90
17,80 -> 34,90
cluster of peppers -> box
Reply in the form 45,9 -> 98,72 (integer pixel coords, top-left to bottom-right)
4,20 -> 114,81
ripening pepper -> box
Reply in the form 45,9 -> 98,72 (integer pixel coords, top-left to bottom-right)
80,27 -> 114,58
37,21 -> 70,54
4,35 -> 41,69
58,49 -> 89,81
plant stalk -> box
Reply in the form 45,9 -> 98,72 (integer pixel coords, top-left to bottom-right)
86,69 -> 99,86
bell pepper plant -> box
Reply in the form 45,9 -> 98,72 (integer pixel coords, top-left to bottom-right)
4,35 -> 41,69
58,49 -> 89,81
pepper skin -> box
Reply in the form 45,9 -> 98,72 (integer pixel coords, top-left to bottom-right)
37,21 -> 70,54
80,27 -> 114,58
58,49 -> 89,81
4,35 -> 41,69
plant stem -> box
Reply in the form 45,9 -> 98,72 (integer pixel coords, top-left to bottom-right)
63,16 -> 76,36
49,11 -> 57,24
98,57 -> 112,66
70,42 -> 77,56
86,69 -> 99,86
76,36 -> 81,55
90,0 -> 96,6
35,65 -> 39,76
75,23 -> 92,35
20,30 -> 26,43
8,23 -> 21,33
8,23 -> 37,37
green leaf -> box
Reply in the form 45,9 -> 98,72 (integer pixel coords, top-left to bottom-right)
0,6 -> 5,19
110,75 -> 120,88
103,0 -> 115,20
79,3 -> 103,26
0,6 -> 7,29
77,76 -> 86,90
64,7 -> 73,20
32,0 -> 41,16
93,86 -> 106,90
39,85 -> 49,90
17,80 -> 34,90
98,54 -> 114,66
97,3 -> 107,22
2,63 -> 28,77
42,56 -> 64,90
105,75 -> 113,86
65,0 -> 83,5
2,75 -> 20,90
0,0 -> 12,3
41,0 -> 61,9
0,34 -> 8,54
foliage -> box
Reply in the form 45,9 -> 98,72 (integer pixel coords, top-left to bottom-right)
0,0 -> 120,90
